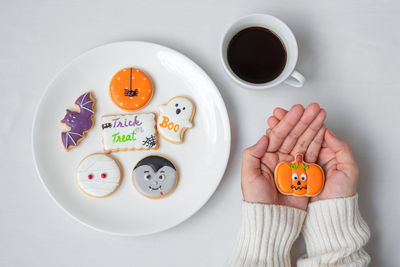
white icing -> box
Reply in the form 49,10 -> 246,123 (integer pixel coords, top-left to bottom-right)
77,154 -> 121,197
157,97 -> 195,143
101,113 -> 157,152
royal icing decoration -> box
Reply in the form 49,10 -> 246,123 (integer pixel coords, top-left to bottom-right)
274,154 -> 325,197
157,96 -> 195,144
133,155 -> 178,199
61,92 -> 95,151
109,67 -> 153,111
77,153 -> 121,198
101,113 -> 158,152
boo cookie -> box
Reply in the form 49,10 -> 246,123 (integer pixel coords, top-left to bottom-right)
109,67 -> 153,111
76,153 -> 122,198
132,155 -> 178,199
157,96 -> 195,144
61,91 -> 95,151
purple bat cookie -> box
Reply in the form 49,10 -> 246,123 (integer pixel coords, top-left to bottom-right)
61,92 -> 95,151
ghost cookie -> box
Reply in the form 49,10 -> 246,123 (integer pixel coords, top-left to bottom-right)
132,155 -> 178,199
157,96 -> 195,144
76,153 -> 121,198
109,67 -> 153,111
61,92 -> 95,151
101,113 -> 158,153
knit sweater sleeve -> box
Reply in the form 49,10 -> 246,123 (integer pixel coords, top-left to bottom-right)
227,202 -> 307,267
297,194 -> 371,267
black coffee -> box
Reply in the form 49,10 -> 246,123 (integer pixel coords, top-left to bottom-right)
227,27 -> 287,84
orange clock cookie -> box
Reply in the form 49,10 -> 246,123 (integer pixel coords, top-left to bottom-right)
109,67 -> 153,111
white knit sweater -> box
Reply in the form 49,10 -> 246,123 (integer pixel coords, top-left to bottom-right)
228,195 -> 370,267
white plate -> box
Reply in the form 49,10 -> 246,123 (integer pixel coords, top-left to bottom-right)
32,41 -> 231,236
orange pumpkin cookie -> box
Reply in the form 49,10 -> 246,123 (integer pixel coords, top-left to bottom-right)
109,67 -> 153,111
274,154 -> 325,197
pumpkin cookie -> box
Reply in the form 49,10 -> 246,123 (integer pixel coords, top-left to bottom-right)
109,67 -> 153,111
274,154 -> 325,197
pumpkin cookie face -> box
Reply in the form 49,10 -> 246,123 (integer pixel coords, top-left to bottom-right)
109,67 -> 153,111
274,154 -> 325,197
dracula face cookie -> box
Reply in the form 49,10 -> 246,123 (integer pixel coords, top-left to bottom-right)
101,113 -> 158,153
157,96 -> 195,144
133,155 -> 178,199
109,67 -> 153,111
61,92 -> 95,151
76,153 -> 121,198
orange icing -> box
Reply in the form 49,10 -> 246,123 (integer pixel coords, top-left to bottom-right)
109,68 -> 153,111
274,154 -> 325,197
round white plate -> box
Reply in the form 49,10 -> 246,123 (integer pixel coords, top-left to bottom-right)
32,41 -> 231,236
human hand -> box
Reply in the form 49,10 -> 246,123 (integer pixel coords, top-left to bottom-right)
267,109 -> 358,202
241,103 -> 326,210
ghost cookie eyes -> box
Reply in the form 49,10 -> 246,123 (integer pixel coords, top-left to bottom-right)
76,153 -> 122,198
132,155 -> 178,199
157,96 -> 196,144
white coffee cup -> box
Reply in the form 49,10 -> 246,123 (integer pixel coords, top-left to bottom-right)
221,14 -> 305,89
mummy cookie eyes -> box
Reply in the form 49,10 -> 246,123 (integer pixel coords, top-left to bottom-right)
88,174 -> 93,179
101,173 -> 107,179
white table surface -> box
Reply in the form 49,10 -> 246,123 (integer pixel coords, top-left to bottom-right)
1,0 -> 399,266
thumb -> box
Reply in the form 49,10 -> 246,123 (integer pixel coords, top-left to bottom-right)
325,129 -> 355,165
242,135 -> 269,177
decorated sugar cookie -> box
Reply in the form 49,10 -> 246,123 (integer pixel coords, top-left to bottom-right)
132,155 -> 178,199
76,153 -> 121,198
61,92 -> 95,151
109,67 -> 153,111
101,113 -> 158,153
157,96 -> 195,144
274,154 -> 325,197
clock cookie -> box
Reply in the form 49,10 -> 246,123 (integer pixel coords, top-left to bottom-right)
157,96 -> 195,144
76,153 -> 121,198
109,67 -> 153,111
132,155 -> 178,199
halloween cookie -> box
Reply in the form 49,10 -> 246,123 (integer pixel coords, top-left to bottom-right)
274,154 -> 325,197
76,153 -> 121,198
61,92 -> 95,151
132,155 -> 178,199
157,96 -> 195,144
101,113 -> 158,153
109,67 -> 153,111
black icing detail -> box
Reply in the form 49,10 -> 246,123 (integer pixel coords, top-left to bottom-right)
102,123 -> 112,129
142,135 -> 156,148
124,88 -> 139,97
291,185 -> 307,190
176,108 -> 181,115
134,155 -> 176,172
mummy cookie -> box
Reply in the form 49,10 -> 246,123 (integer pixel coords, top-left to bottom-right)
109,67 -> 153,111
132,155 -> 178,199
61,92 -> 95,151
101,113 -> 158,153
76,153 -> 121,198
157,96 -> 195,144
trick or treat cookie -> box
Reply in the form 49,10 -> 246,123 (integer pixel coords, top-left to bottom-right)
61,92 -> 95,151
109,67 -> 153,111
274,154 -> 325,197
157,96 -> 195,144
132,155 -> 178,199
76,153 -> 121,198
101,113 -> 158,153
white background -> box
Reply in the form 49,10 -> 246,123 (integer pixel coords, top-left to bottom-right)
1,0 -> 399,266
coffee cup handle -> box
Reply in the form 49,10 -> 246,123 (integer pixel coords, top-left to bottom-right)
284,70 -> 306,88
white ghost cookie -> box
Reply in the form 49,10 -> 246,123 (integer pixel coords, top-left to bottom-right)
157,96 -> 195,144
76,153 -> 121,198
